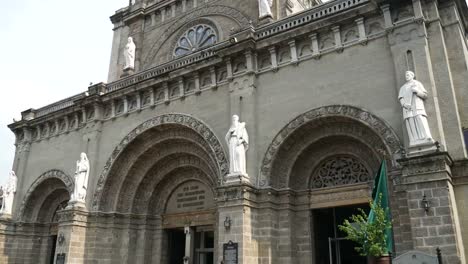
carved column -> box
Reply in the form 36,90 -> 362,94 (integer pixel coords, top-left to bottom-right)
381,4 -> 393,30
245,50 -> 255,74
163,82 -> 170,104
149,87 -> 155,106
123,96 -> 129,114
288,40 -> 298,65
309,33 -> 320,58
355,17 -> 367,44
171,3 -> 176,17
12,127 -> 32,217
332,26 -> 343,52
178,78 -> 185,99
226,58 -> 233,81
194,72 -> 201,95
268,46 -> 278,70
209,66 -> 217,89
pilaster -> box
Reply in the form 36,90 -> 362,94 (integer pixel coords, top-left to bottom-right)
55,207 -> 90,264
398,152 -> 466,263
216,185 -> 258,264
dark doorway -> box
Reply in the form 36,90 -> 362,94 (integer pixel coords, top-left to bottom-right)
194,229 -> 214,264
168,229 -> 186,264
313,204 -> 370,264
49,235 -> 57,264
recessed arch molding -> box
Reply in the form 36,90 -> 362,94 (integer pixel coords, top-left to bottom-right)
91,113 -> 228,211
259,105 -> 403,188
18,170 -> 73,221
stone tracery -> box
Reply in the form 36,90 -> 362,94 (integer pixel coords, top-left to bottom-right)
174,24 -> 217,57
310,155 -> 371,189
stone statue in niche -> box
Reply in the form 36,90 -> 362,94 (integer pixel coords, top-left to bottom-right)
399,71 -> 435,150
124,37 -> 136,70
225,115 -> 249,176
70,153 -> 90,205
259,0 -> 273,19
0,171 -> 17,215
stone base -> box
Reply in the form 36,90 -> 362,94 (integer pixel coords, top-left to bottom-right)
66,200 -> 86,210
225,173 -> 250,185
406,141 -> 437,157
259,16 -> 274,25
0,213 -> 12,220
120,67 -> 135,77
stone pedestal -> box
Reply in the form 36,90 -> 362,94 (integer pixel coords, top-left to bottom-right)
406,141 -> 438,158
217,185 -> 257,264
259,16 -> 273,25
120,67 -> 135,77
55,207 -> 89,264
0,213 -> 12,220
225,173 -> 251,185
66,200 -> 86,210
398,152 -> 466,263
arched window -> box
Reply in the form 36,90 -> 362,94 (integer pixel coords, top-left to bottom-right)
174,24 -> 217,57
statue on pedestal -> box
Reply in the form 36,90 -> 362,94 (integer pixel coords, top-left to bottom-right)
259,0 -> 273,19
70,153 -> 90,204
225,115 -> 249,176
124,37 -> 136,70
398,71 -> 435,148
1,172 -> 17,215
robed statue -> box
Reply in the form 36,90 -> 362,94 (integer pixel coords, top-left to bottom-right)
259,0 -> 273,19
71,153 -> 90,203
124,37 -> 136,70
398,71 -> 434,147
225,115 -> 249,176
1,171 -> 17,215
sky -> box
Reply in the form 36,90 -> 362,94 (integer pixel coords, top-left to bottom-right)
0,0 -> 129,185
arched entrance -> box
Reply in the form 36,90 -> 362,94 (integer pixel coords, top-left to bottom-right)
259,105 -> 403,264
93,114 -> 226,264
19,170 -> 72,264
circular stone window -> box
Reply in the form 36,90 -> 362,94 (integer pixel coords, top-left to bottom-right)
174,24 -> 217,57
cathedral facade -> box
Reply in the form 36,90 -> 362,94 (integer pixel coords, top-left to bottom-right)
3,0 -> 468,263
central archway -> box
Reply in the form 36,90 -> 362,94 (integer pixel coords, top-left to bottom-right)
92,113 -> 227,213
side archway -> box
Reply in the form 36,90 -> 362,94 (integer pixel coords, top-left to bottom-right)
259,105 -> 403,188
18,170 -> 73,222
92,113 -> 228,212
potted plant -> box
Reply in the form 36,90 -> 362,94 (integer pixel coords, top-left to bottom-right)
338,194 -> 392,264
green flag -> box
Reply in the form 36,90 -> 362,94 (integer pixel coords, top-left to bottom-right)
368,160 -> 393,253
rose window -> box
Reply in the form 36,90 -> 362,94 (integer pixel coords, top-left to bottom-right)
174,25 -> 217,57
311,156 -> 371,189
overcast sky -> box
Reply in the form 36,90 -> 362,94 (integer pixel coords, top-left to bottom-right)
0,0 -> 129,185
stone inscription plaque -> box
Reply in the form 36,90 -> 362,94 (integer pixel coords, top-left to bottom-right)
223,241 -> 238,264
166,181 -> 214,214
56,253 -> 66,264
